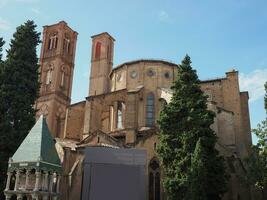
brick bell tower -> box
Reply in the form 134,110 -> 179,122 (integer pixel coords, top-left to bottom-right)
89,32 -> 115,96
36,21 -> 78,138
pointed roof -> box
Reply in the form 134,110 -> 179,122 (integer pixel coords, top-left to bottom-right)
9,116 -> 61,173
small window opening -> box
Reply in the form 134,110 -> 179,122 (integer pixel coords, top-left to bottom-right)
95,42 -> 101,59
46,67 -> 53,85
117,102 -> 123,129
146,93 -> 155,126
48,34 -> 58,50
63,38 -> 70,53
60,71 -> 65,87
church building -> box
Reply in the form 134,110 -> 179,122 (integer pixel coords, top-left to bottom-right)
9,21 -> 254,200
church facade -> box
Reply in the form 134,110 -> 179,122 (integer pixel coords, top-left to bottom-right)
34,21 -> 253,200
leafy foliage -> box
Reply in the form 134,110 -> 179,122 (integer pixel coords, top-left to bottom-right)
0,21 -> 40,199
188,138 -> 208,200
157,55 -> 228,200
245,81 -> 267,194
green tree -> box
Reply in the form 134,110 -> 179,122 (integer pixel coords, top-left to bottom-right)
0,37 -> 4,80
188,138 -> 208,200
0,21 -> 40,198
245,81 -> 267,198
188,136 -> 228,200
157,55 -> 228,200
0,36 -> 6,199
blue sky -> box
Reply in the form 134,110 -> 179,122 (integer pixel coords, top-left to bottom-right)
0,0 -> 266,143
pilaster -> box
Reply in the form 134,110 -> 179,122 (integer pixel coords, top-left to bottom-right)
25,170 -> 30,190
34,170 -> 41,191
5,171 -> 12,191
14,170 -> 20,191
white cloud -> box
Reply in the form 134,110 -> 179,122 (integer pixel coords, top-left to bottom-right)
239,69 -> 267,102
0,17 -> 10,30
31,7 -> 40,14
158,10 -> 170,22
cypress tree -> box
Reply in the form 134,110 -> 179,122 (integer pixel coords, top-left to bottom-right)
157,55 -> 228,200
0,37 -> 6,199
0,21 -> 40,198
188,136 -> 228,200
188,138 -> 207,200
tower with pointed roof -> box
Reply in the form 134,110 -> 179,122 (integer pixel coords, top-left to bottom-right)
4,116 -> 62,200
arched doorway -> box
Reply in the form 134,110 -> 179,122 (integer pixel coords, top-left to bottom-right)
149,158 -> 160,200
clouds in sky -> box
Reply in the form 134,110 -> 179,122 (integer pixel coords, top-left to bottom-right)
239,68 -> 267,102
158,10 -> 170,23
0,17 -> 10,30
31,7 -> 41,15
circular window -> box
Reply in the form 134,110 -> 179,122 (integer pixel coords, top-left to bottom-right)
164,72 -> 170,79
130,71 -> 138,79
147,69 -> 155,77
116,73 -> 122,82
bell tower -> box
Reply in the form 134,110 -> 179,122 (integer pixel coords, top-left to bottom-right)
36,21 -> 78,138
89,32 -> 115,96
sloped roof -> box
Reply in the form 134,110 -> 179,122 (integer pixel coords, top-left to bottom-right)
9,116 -> 61,172
77,129 -> 123,148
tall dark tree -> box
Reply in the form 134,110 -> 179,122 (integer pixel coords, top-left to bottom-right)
188,138 -> 207,200
0,21 -> 40,198
157,55 -> 228,200
0,36 -> 6,199
188,136 -> 228,200
0,37 -> 4,79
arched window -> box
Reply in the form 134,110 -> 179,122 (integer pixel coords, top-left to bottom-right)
60,66 -> 66,88
146,93 -> 155,126
95,42 -> 101,59
117,102 -> 125,129
63,38 -> 70,53
110,106 -> 114,131
60,71 -> 65,87
48,33 -> 58,50
54,36 -> 58,49
149,158 -> 160,200
46,67 -> 53,85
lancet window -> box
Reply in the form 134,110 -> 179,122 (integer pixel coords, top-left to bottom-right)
146,93 -> 155,126
48,33 -> 58,50
95,42 -> 101,59
149,158 -> 161,200
63,37 -> 70,53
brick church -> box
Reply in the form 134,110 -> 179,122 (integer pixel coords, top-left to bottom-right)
5,21 -> 254,200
